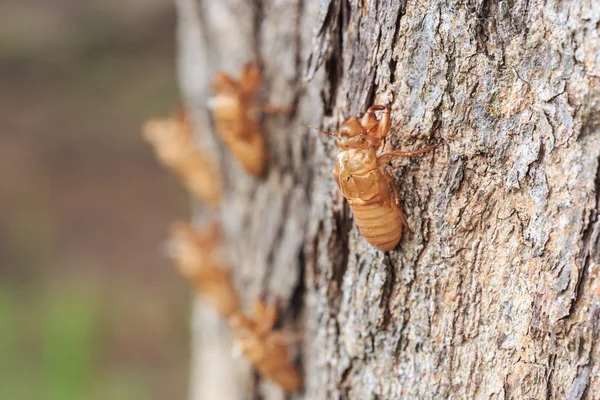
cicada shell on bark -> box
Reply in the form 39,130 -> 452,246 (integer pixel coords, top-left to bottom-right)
210,61 -> 287,177
167,221 -> 240,318
229,300 -> 302,392
142,112 -> 222,205
313,105 -> 437,251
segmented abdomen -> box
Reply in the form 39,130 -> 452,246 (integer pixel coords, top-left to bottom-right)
350,198 -> 403,251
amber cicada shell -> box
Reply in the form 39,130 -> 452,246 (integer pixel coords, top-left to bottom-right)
210,61 -> 287,177
313,105 -> 437,251
142,112 -> 222,205
167,221 -> 240,318
229,300 -> 302,392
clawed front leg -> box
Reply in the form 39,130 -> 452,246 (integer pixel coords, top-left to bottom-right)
361,105 -> 390,140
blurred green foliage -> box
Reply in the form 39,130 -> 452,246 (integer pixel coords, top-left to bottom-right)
42,284 -> 98,400
0,284 -> 155,400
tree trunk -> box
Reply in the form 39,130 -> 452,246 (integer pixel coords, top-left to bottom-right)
174,0 -> 600,398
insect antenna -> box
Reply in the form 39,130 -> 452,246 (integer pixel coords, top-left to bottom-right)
307,125 -> 336,136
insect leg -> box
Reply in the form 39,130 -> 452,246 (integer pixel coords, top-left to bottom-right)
254,300 -> 279,336
307,125 -> 336,136
364,104 -> 389,114
382,171 -> 400,208
254,104 -> 291,115
361,106 -> 380,131
270,331 -> 304,346
397,205 -> 412,234
362,105 -> 390,140
376,105 -> 390,139
383,170 -> 412,233
377,144 -> 439,166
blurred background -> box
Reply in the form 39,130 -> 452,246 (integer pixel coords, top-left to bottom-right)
0,1 -> 192,398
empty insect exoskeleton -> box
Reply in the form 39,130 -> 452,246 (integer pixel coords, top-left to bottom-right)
210,61 -> 287,177
142,112 -> 222,205
167,221 -> 240,318
312,105 -> 437,251
229,299 -> 302,392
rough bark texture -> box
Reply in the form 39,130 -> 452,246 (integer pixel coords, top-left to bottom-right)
174,0 -> 600,398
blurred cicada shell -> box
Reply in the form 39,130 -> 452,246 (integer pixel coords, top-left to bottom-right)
229,299 -> 302,392
210,61 -> 288,177
142,112 -> 222,205
167,221 -> 240,318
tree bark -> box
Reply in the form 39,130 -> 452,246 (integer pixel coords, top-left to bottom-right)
175,0 -> 600,398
